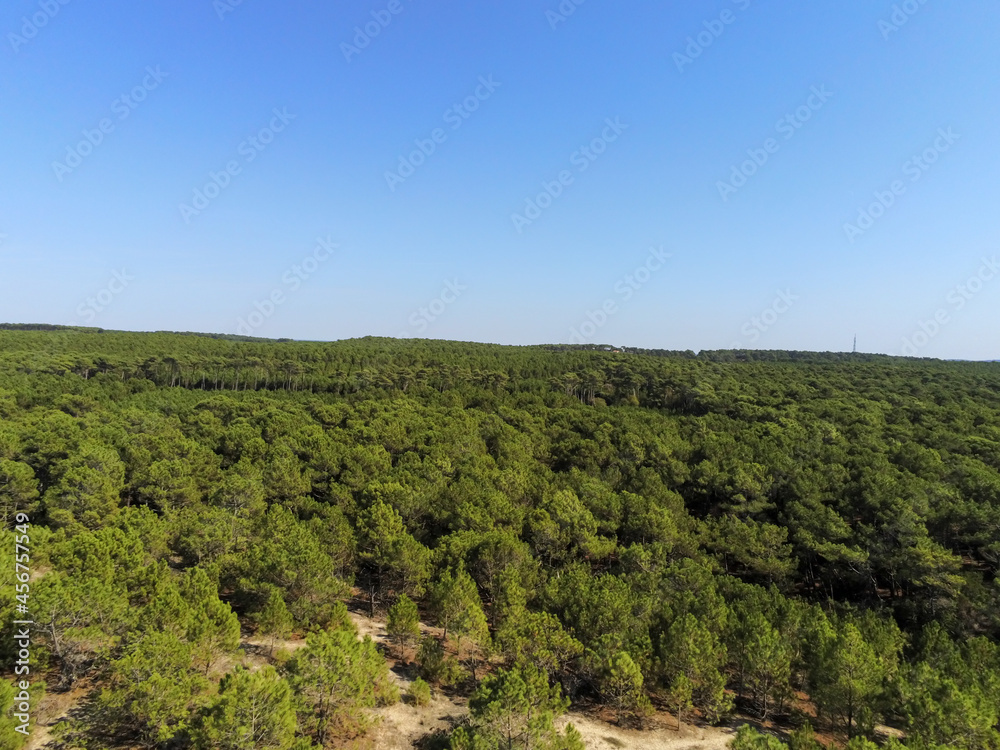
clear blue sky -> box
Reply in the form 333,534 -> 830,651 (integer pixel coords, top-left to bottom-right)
2,0 -> 998,358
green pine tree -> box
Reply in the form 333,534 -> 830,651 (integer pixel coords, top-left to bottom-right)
192,666 -> 298,750
387,594 -> 421,659
287,623 -> 398,745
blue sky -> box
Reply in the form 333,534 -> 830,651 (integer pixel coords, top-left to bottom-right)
1,0 -> 998,358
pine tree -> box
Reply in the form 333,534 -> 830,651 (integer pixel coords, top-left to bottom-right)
730,725 -> 788,750
666,674 -> 694,731
741,613 -> 792,721
0,459 -> 39,527
386,594 -> 421,659
213,461 -> 266,546
356,500 -> 431,616
180,567 -> 241,672
192,666 -> 298,750
812,622 -> 884,738
602,651 -> 652,727
458,664 -> 577,750
99,631 -> 208,746
417,636 -> 465,687
406,678 -> 432,707
31,569 -> 128,688
788,723 -> 824,750
495,609 -> 583,679
658,611 -> 732,724
253,586 -> 293,656
429,566 -> 489,663
43,442 -> 125,530
287,623 -> 398,744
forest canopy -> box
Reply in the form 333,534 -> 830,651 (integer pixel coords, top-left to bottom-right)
1,329 -> 999,749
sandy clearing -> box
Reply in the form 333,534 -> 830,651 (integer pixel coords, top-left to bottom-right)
344,608 -> 738,749
25,680 -> 91,750
25,608 -> 741,750
561,713 -> 739,750
369,690 -> 469,750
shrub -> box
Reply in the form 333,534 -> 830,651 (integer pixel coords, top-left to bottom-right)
407,678 -> 432,707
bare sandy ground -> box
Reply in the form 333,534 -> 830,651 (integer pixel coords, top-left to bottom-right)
349,608 -> 738,750
368,695 -> 740,750
25,608 -> 740,750
561,714 -> 738,750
